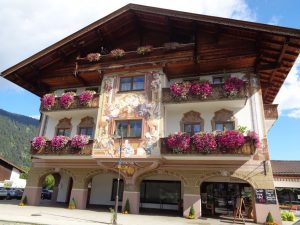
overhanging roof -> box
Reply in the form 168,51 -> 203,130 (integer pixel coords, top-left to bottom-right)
2,4 -> 300,104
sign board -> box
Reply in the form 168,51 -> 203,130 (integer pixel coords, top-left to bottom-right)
255,189 -> 277,204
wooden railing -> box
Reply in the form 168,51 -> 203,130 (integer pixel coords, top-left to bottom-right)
160,137 -> 255,155
40,94 -> 99,112
264,104 -> 278,120
30,140 -> 93,155
162,84 -> 248,103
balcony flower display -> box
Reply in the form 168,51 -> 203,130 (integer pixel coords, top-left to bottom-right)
137,45 -> 152,55
192,132 -> 217,153
51,135 -> 69,150
170,82 -> 191,100
216,130 -> 245,151
41,93 -> 55,110
247,131 -> 260,148
86,53 -> 101,62
71,135 -> 90,149
60,92 -> 76,109
79,90 -> 96,106
166,132 -> 190,153
189,81 -> 213,99
223,77 -> 245,96
32,136 -> 47,150
110,48 -> 125,59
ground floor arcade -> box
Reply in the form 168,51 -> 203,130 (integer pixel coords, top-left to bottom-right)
23,159 -> 282,224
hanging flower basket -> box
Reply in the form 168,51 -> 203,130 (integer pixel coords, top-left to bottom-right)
170,82 -> 191,100
79,90 -> 96,106
59,92 -> 76,109
223,77 -> 245,97
189,81 -> 213,99
86,53 -> 101,62
137,45 -> 152,55
216,130 -> 245,152
71,135 -> 90,149
41,93 -> 55,110
110,48 -> 125,59
192,132 -> 217,153
32,136 -> 47,151
51,135 -> 69,151
166,132 -> 191,153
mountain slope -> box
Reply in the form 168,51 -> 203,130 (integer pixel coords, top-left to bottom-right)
0,109 -> 39,167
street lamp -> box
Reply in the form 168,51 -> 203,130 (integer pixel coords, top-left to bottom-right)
112,126 -> 123,225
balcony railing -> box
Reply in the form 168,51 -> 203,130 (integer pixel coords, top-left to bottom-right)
30,140 -> 93,155
162,84 -> 248,104
264,104 -> 278,120
160,137 -> 255,155
40,94 -> 99,112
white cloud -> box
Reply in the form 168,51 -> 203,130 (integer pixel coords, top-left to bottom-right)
0,77 -> 24,92
274,57 -> 300,118
268,16 -> 281,25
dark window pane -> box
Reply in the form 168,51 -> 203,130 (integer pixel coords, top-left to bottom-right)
79,127 -> 93,137
213,77 -> 223,84
215,123 -> 224,131
79,128 -> 86,135
130,120 -> 142,137
193,124 -> 201,133
57,128 -> 70,136
111,179 -> 124,201
225,122 -> 234,130
116,121 -> 128,137
184,124 -> 192,133
133,76 -> 144,90
120,77 -> 132,91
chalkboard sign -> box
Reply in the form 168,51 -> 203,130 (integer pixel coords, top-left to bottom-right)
265,189 -> 277,204
255,189 -> 277,204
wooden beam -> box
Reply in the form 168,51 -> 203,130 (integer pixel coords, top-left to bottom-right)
257,62 -> 280,71
14,73 -> 49,95
193,22 -> 199,64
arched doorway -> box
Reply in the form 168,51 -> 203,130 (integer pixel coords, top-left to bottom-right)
138,173 -> 182,216
86,172 -> 124,210
200,176 -> 254,221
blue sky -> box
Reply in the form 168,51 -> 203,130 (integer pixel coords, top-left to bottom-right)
0,0 -> 299,160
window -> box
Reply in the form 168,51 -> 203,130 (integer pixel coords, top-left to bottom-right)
215,122 -> 234,131
115,120 -> 142,138
183,123 -> 201,136
78,117 -> 94,138
111,179 -> 124,201
79,127 -> 94,137
140,180 -> 181,204
213,77 -> 223,84
119,76 -> 144,92
86,87 -> 99,93
56,128 -> 71,136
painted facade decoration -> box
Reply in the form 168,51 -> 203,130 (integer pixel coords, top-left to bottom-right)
94,71 -> 161,157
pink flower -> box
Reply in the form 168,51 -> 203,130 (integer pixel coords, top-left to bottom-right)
32,136 -> 47,150
166,132 -> 191,153
110,48 -> 125,58
71,135 -> 90,148
51,136 -> 69,150
247,131 -> 260,148
41,94 -> 55,110
223,77 -> 245,96
86,53 -> 101,62
79,91 -> 95,106
137,45 -> 152,55
190,81 -> 213,98
216,130 -> 245,151
60,92 -> 76,108
170,82 -> 191,99
192,132 -> 217,153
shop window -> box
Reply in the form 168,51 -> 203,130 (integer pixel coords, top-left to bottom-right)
55,118 -> 72,137
115,120 -> 142,138
180,111 -> 204,135
78,117 -> 94,138
211,109 -> 236,131
111,179 -> 124,201
140,180 -> 181,204
119,76 -> 144,92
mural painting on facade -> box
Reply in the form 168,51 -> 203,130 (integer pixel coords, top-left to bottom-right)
94,72 -> 161,158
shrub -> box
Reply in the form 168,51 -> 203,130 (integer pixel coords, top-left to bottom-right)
281,211 -> 296,222
188,205 -> 195,219
68,198 -> 76,209
166,132 -> 191,153
266,212 -> 274,224
216,130 -> 245,151
123,199 -> 130,214
192,132 -> 217,153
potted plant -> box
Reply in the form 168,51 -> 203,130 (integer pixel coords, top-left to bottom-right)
86,53 -> 101,62
187,204 -> 196,219
41,93 -> 55,110
170,81 -> 191,100
79,90 -> 96,106
166,132 -> 191,153
137,45 -> 152,55
222,77 -> 245,97
71,135 -> 90,149
192,132 -> 217,153
123,199 -> 130,214
265,212 -> 278,225
59,92 -> 76,109
68,198 -> 76,209
51,135 -> 69,151
216,130 -> 245,153
32,136 -> 47,152
110,48 -> 125,59
189,81 -> 213,99
247,131 -> 260,148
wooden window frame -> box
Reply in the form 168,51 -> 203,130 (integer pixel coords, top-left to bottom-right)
180,111 -> 204,134
211,109 -> 237,131
114,119 -> 143,139
183,123 -> 202,136
119,75 -> 145,92
77,116 -> 95,138
55,118 -> 72,137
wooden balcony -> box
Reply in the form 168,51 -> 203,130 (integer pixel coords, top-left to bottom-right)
30,140 -> 93,156
162,84 -> 248,104
40,94 -> 99,112
264,104 -> 278,120
160,137 -> 255,156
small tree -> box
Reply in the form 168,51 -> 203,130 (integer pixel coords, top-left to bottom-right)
266,212 -> 274,225
188,204 -> 195,219
68,198 -> 76,209
123,199 -> 130,214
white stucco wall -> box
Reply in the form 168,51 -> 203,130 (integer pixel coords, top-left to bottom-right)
57,173 -> 71,203
10,168 -> 20,181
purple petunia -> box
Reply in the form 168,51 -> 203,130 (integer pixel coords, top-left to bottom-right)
223,77 -> 245,96
166,132 -> 191,153
216,130 -> 245,151
51,135 -> 69,150
189,81 -> 213,99
71,135 -> 90,149
41,94 -> 55,110
192,132 -> 217,153
170,82 -> 191,99
247,131 -> 260,148
79,90 -> 96,106
60,92 -> 76,109
32,136 -> 47,150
